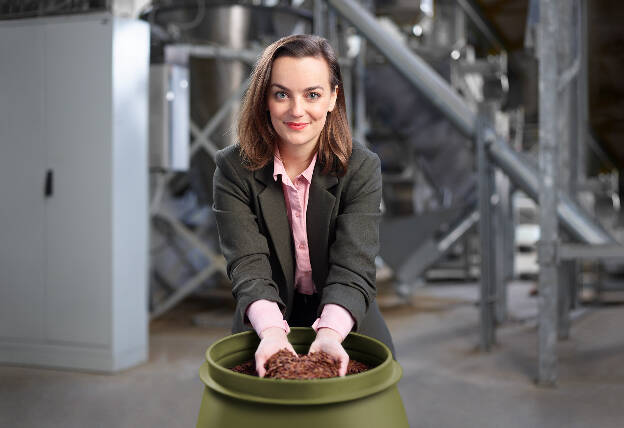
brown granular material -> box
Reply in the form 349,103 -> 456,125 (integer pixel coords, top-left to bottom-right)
346,359 -> 369,375
266,349 -> 338,379
230,359 -> 255,375
230,349 -> 370,379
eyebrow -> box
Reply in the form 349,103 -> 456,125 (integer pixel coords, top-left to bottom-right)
270,83 -> 325,92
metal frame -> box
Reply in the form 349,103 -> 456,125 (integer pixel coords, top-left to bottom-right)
477,102 -> 498,350
496,169 -> 514,323
327,0 -> 475,138
149,45 -> 253,319
324,0 -> 624,385
329,0 -> 614,247
145,0 -> 624,384
557,0 -> 582,342
559,244 -> 624,260
537,0 -> 560,386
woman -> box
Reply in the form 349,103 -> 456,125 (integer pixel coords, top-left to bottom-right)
213,34 -> 394,377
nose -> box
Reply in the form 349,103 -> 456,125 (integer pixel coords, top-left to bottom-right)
290,97 -> 304,117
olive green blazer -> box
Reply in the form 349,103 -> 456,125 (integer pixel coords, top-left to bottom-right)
213,142 -> 393,352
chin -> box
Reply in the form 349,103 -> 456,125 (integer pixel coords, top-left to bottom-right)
278,132 -> 315,147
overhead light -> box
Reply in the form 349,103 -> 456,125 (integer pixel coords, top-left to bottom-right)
412,24 -> 423,37
451,49 -> 461,60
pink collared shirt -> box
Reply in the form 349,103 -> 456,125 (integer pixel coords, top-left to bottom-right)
246,149 -> 355,340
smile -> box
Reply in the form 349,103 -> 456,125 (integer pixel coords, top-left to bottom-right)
285,122 -> 308,130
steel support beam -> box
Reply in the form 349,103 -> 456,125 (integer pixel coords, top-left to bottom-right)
477,103 -> 498,350
576,0 -> 589,181
558,259 -> 574,340
537,0 -> 560,386
559,244 -> 624,260
557,0 -> 581,342
494,170 -> 511,323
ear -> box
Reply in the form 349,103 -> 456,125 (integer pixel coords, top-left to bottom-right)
328,85 -> 338,112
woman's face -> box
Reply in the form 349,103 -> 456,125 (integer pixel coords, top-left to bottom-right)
267,55 -> 337,153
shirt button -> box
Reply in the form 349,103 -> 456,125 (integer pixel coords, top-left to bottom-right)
298,243 -> 306,250
295,212 -> 301,218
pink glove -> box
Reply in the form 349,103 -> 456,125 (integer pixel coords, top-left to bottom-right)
255,327 -> 297,378
308,327 -> 349,376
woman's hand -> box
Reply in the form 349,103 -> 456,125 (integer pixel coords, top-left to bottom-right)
308,328 -> 349,376
255,327 -> 297,377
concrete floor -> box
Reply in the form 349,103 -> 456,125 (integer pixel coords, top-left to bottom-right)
1,281 -> 624,428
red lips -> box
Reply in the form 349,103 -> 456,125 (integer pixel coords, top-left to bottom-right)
286,122 -> 308,130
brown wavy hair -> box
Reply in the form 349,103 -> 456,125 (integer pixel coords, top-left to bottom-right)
237,34 -> 352,176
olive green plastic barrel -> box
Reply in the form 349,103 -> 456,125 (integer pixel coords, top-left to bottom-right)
196,327 -> 409,428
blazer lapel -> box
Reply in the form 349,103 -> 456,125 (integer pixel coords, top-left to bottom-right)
255,164 -> 295,289
307,164 -> 338,288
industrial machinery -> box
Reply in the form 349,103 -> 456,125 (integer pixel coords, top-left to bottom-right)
140,0 -> 624,385
4,0 -> 624,384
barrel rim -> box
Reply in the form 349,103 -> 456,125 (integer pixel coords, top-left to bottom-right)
199,328 -> 403,405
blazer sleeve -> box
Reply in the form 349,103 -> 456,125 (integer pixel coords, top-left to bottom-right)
320,151 -> 381,330
212,150 -> 285,322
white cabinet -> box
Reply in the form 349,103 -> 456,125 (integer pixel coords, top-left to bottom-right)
0,14 -> 149,372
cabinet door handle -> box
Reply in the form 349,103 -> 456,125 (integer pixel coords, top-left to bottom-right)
45,169 -> 53,198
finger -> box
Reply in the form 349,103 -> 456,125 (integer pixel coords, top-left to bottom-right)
286,344 -> 298,357
337,348 -> 349,376
307,345 -> 315,355
255,355 -> 266,377
339,355 -> 348,376
257,364 -> 266,377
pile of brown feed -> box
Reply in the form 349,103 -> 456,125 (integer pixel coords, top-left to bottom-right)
230,349 -> 370,379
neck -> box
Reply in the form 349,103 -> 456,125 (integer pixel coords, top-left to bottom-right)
277,141 -> 317,180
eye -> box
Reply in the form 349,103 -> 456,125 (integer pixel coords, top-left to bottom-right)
308,92 -> 321,100
274,91 -> 288,100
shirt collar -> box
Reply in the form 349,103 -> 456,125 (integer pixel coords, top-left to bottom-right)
273,146 -> 317,184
